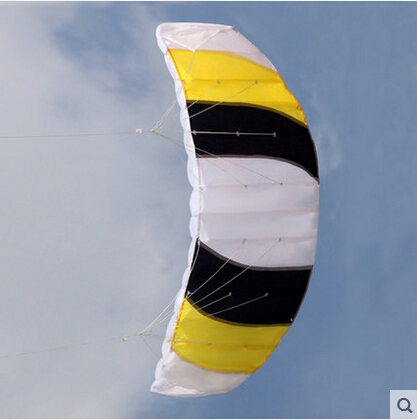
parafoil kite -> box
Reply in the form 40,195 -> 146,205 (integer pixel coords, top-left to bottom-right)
151,22 -> 319,397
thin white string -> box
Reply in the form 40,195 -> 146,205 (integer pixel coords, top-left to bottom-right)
154,129 -> 277,137
190,237 -> 281,309
155,78 -> 258,133
184,81 -> 220,111
191,264 -> 252,308
0,335 -> 124,360
151,98 -> 179,133
0,130 -> 141,140
208,293 -> 269,319
157,239 -> 280,340
131,231 -> 278,340
159,81 -> 221,130
129,240 -> 203,337
169,293 -> 270,340
191,130 -> 276,137
195,292 -> 232,312
151,130 -> 249,186
139,335 -> 160,360
143,293 -> 178,333
187,80 -> 258,121
187,239 -> 246,300
182,50 -> 196,83
192,28 -> 223,51
0,66 -> 285,360
152,129 -> 280,186
142,310 -> 175,333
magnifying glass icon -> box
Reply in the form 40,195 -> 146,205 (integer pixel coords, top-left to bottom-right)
398,398 -> 413,413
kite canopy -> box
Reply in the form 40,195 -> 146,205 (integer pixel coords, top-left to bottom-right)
151,22 -> 319,397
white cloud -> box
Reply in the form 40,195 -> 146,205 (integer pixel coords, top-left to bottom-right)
308,86 -> 343,177
311,117 -> 342,174
0,4 -> 188,417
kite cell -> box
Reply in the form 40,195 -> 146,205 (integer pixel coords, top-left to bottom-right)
151,22 -> 319,397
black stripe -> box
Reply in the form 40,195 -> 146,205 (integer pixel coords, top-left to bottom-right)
186,242 -> 311,325
188,102 -> 319,179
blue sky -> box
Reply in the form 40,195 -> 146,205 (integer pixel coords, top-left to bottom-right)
1,2 -> 417,418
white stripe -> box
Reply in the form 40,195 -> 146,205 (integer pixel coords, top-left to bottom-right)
156,22 -> 277,70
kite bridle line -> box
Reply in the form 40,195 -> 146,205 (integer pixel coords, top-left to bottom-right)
0,67 -> 300,359
133,235 -> 287,351
0,130 -> 141,140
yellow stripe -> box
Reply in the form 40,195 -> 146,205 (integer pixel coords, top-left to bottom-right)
171,299 -> 290,374
168,49 -> 308,126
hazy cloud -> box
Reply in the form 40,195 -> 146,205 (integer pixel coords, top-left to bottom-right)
306,81 -> 343,177
0,4 -> 189,417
